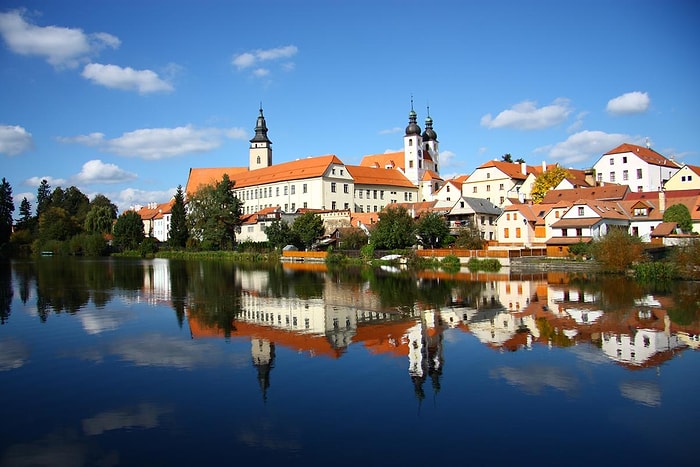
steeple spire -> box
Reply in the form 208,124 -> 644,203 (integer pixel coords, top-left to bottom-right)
250,105 -> 272,144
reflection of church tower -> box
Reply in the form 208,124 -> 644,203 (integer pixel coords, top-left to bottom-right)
407,310 -> 445,404
249,106 -> 272,171
251,338 -> 275,402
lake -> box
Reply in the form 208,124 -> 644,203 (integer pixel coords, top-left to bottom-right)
0,257 -> 698,466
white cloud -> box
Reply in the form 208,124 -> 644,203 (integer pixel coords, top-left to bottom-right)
82,63 -> 174,94
73,159 -> 137,185
378,127 -> 402,135
606,91 -> 650,115
536,130 -> 630,165
113,187 -> 177,213
0,10 -> 119,68
0,124 -> 33,155
62,125 -> 247,160
439,150 -> 457,166
25,175 -> 67,187
232,45 -> 298,77
0,338 -> 29,371
83,403 -> 172,436
481,98 -> 572,130
56,132 -> 104,146
14,191 -> 35,204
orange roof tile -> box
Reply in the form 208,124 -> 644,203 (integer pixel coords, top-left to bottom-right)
185,166 -> 248,196
476,160 -> 531,180
605,143 -> 680,168
421,169 -> 442,181
541,185 -> 629,204
360,151 -> 405,171
345,165 -> 415,188
229,155 -> 344,189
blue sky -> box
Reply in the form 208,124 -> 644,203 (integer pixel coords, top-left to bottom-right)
1,0 -> 698,213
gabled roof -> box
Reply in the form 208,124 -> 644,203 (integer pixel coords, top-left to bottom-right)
624,188 -> 700,200
345,165 -> 415,188
604,143 -> 680,168
135,200 -> 174,220
542,185 -> 629,204
360,151 -> 404,171
421,169 -> 443,182
459,197 -> 502,216
501,203 -> 541,223
230,154 -> 344,188
392,200 -> 443,217
185,166 -> 248,196
474,160 -> 531,180
571,199 -> 629,220
651,222 -> 677,237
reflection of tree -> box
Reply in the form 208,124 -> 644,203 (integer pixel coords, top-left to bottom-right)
13,261 -> 34,305
0,260 -> 12,324
169,259 -> 189,327
368,270 -> 454,311
667,281 -> 700,326
185,261 -> 242,338
35,258 -> 90,315
536,317 -> 574,347
567,276 -> 645,312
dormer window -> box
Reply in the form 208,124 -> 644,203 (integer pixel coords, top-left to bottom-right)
634,207 -> 648,216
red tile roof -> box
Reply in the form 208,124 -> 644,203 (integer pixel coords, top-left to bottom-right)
541,185 -> 629,204
605,143 -> 680,168
360,151 -> 404,170
345,165 -> 415,188
185,166 -> 248,196
476,160 -> 531,180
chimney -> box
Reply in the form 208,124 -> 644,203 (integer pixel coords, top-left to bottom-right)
659,190 -> 666,213
542,160 -> 547,172
520,161 -> 527,175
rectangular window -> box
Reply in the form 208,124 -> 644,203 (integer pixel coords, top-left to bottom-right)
623,170 -> 629,181
284,203 -> 288,211
409,160 -> 414,168
597,173 -> 602,182
358,190 -> 363,199
344,183 -> 349,194
622,156 -> 627,163
373,190 -> 378,199
290,185 -> 295,195
578,206 -> 585,216
303,202 -> 308,208
380,190 -> 384,199
374,205 -> 378,212
516,227 -> 521,238
303,184 -> 307,194
576,228 -> 583,236
276,187 -> 280,196
367,190 -> 371,198
609,172 -> 616,182
637,169 -> 643,179
284,186 -> 288,195
506,213 -> 510,221
481,216 -> 485,225
499,183 -> 504,190
331,182 -> 336,193
504,228 -> 510,238
514,213 -> 517,220
472,186 -> 477,193
562,229 -> 568,237
332,201 -> 336,210
610,158 -> 614,165
291,203 -> 296,211
367,205 -> 370,213
344,202 -> 349,210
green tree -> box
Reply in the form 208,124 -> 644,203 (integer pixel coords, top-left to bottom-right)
168,185 -> 189,248
370,206 -> 415,250
38,207 -> 79,241
453,222 -> 485,249
501,153 -> 513,163
663,203 -> 693,233
414,212 -> 450,248
291,212 -> 325,249
265,219 -> 296,249
530,165 -> 570,203
89,194 -> 118,219
187,174 -> 242,250
84,205 -> 116,234
0,178 -> 14,245
16,197 -> 32,229
337,227 -> 368,250
671,239 -> 700,280
591,228 -> 645,273
113,211 -> 145,251
36,179 -> 51,217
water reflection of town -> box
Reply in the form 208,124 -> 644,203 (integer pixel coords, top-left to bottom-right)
174,263 -> 700,391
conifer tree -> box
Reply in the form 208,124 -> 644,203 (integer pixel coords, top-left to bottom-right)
168,185 -> 189,248
0,178 -> 14,245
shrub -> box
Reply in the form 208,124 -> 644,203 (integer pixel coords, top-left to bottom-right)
441,254 -> 460,273
467,258 -> 501,271
591,229 -> 645,273
633,261 -> 677,282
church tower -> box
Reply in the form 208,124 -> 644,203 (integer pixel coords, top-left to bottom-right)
421,108 -> 439,175
403,100 -> 423,185
249,105 -> 272,171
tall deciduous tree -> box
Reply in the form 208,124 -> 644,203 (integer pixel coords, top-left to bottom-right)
265,219 -> 296,249
663,203 -> 693,233
453,221 -> 485,249
168,185 -> 189,248
84,205 -> 116,234
112,211 -> 145,251
187,174 -> 242,250
39,207 -> 79,241
370,206 -> 415,250
530,165 -> 570,203
90,194 -> 118,219
592,228 -> 645,273
291,213 -> 324,249
414,212 -> 450,248
0,178 -> 14,245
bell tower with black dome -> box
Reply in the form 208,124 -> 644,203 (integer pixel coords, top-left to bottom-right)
249,105 -> 272,171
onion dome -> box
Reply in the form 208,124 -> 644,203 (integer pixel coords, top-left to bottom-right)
405,109 -> 421,136
422,115 -> 437,141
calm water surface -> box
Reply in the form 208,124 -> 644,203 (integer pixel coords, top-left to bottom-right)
0,257 -> 698,466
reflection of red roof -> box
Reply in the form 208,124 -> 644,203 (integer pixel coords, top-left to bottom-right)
351,320 -> 417,357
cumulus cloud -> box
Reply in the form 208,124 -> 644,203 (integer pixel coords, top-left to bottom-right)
535,130 -> 631,165
0,124 -> 33,155
112,187 -> 177,213
82,63 -> 174,94
439,150 -> 457,166
606,91 -> 650,115
0,10 -> 119,68
619,380 -> 661,407
232,45 -> 298,78
481,98 -> 572,130
61,125 -> 247,160
73,159 -> 137,185
25,175 -> 67,187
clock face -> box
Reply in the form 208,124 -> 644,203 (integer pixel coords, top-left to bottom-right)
418,149 -> 422,157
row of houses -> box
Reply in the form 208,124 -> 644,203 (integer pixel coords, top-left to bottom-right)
132,107 -> 699,253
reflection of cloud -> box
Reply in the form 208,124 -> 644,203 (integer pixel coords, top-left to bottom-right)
0,338 -> 30,371
569,343 -> 610,365
0,431 -> 118,467
79,309 -> 132,335
490,365 -> 578,396
83,403 -> 171,436
619,380 -> 661,407
236,417 -> 302,452
107,333 -> 248,369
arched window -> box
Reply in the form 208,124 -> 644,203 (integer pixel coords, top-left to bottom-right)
256,156 -> 261,164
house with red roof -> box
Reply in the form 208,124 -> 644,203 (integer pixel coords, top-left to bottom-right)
461,160 -> 537,207
592,143 -> 680,193
664,164 -> 700,191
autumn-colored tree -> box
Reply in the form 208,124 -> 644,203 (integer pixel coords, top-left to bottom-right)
591,228 -> 645,273
530,166 -> 570,203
